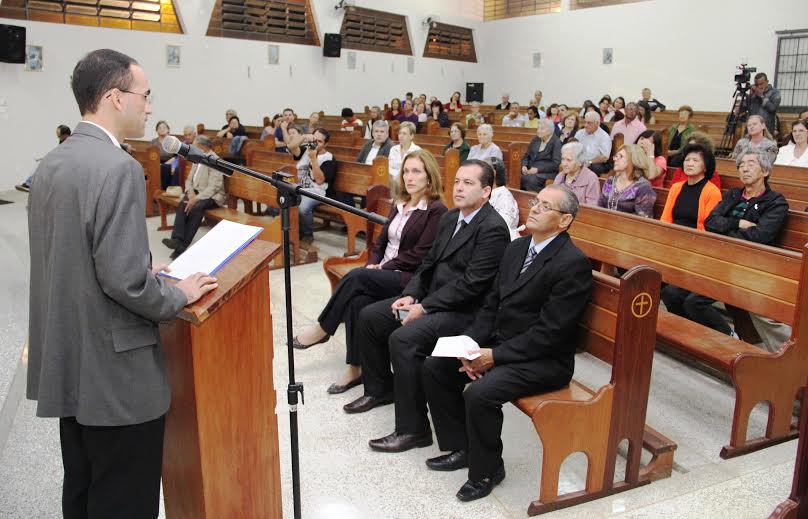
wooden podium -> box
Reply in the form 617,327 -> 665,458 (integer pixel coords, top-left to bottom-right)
159,240 -> 283,518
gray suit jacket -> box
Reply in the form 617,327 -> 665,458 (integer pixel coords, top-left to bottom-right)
27,122 -> 187,426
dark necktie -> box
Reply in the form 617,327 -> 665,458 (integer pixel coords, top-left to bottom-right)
452,219 -> 468,238
520,246 -> 538,274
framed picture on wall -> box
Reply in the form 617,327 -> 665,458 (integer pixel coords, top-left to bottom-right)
268,45 -> 279,65
602,48 -> 613,65
166,45 -> 181,68
25,45 -> 43,72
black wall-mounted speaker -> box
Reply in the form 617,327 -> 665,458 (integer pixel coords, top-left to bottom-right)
466,82 -> 484,103
0,24 -> 26,64
323,33 -> 342,58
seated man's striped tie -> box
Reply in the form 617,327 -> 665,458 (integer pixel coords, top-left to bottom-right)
521,246 -> 538,274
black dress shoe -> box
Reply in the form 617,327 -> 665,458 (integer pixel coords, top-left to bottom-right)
456,465 -> 506,502
327,376 -> 362,395
343,394 -> 393,414
368,431 -> 432,453
169,248 -> 185,260
292,334 -> 331,350
426,450 -> 468,471
162,238 -> 180,250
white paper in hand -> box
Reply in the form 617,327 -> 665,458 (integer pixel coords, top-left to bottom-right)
162,220 -> 263,280
431,335 -> 481,360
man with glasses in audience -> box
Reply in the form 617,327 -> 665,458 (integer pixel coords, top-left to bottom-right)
422,183 -> 593,502
575,111 -> 613,175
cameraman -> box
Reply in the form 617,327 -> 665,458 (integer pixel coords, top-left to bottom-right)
745,72 -> 781,135
296,128 -> 337,248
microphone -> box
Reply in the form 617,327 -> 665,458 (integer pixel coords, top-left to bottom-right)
161,135 -> 233,176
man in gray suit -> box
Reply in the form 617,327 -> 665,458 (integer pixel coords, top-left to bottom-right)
27,49 -> 217,519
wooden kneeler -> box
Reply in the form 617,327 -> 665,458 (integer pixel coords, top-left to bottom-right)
514,266 -> 672,515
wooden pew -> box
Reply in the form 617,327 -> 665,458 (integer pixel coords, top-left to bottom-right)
124,142 -> 161,217
717,158 -> 807,185
516,266 -> 674,515
511,188 -> 808,458
768,384 -> 808,519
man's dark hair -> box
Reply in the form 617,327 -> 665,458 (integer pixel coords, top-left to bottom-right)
406,92 -> 413,97
57,125 -> 71,137
461,159 -> 495,189
229,115 -> 241,125
341,107 -> 354,118
314,127 -> 330,143
681,142 -> 716,180
754,72 -> 768,82
528,106 -> 539,117
71,49 -> 138,116
488,157 -> 507,187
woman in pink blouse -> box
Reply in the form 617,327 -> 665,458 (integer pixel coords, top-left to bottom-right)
293,150 -> 448,394
636,130 -> 667,188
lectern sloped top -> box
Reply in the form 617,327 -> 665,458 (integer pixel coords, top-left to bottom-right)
172,240 -> 280,326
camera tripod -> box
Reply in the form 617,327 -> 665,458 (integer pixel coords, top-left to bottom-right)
718,82 -> 750,157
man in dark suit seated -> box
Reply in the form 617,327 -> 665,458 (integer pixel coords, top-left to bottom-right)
422,183 -> 593,502
343,160 -> 511,454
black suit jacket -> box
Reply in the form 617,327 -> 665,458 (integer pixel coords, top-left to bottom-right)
368,199 -> 448,288
402,203 -> 509,314
465,232 -> 593,377
356,139 -> 394,163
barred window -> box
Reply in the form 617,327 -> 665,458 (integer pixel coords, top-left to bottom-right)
206,0 -> 319,45
0,0 -> 182,33
423,22 -> 476,63
339,6 -> 412,56
774,30 -> 808,109
483,0 -> 561,21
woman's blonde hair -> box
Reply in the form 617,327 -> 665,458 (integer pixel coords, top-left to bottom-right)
618,143 -> 654,180
397,149 -> 444,204
398,121 -> 416,136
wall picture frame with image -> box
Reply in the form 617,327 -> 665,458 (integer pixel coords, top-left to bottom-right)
25,45 -> 43,72
166,45 -> 181,68
602,47 -> 614,65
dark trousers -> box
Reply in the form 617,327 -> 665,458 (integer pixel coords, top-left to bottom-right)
661,285 -> 732,335
589,162 -> 611,175
520,174 -> 554,192
358,297 -> 473,434
422,357 -> 569,481
160,163 -> 178,190
59,415 -> 165,519
318,267 -> 402,365
171,197 -> 218,249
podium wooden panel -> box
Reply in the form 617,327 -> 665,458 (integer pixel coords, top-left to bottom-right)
159,240 -> 282,518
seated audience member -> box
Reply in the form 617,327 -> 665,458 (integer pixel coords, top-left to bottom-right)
781,109 -> 808,145
297,128 -> 337,248
161,135 -> 226,259
464,102 -> 485,128
637,101 -> 656,125
703,149 -> 791,351
610,96 -> 626,122
275,108 -> 296,153
574,112 -> 612,174
669,131 -> 722,189
610,102 -> 647,144
496,94 -> 511,111
357,120 -> 394,165
293,150 -> 448,392
666,105 -> 696,168
220,108 -> 237,130
554,141 -> 601,205
521,119 -> 562,192
444,123 -> 471,162
414,101 -> 428,124
547,103 -> 561,123
428,100 -> 450,128
468,124 -> 504,162
532,90 -> 544,111
217,114 -> 247,139
775,119 -> 808,167
636,130 -> 667,187
640,88 -> 666,112
445,91 -> 463,113
284,125 -> 308,161
152,120 -> 179,189
598,97 -> 612,121
182,125 -> 197,145
732,115 -> 779,162
341,108 -> 364,132
660,143 -> 722,230
385,98 -> 402,121
579,99 -> 595,117
556,112 -> 579,144
305,112 -> 321,134
388,122 -> 422,187
422,183 -> 592,502
16,124 -> 71,192
364,106 -> 385,139
344,161 -> 510,455
557,103 -> 569,119
524,106 -> 541,128
261,113 -> 281,141
598,144 -> 656,217
419,94 -> 428,106
396,100 -> 419,124
502,103 -> 527,127
487,157 -> 520,238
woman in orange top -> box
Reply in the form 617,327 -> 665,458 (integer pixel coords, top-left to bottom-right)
660,143 -> 722,231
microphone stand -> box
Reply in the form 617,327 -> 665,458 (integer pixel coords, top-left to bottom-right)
206,156 -> 387,519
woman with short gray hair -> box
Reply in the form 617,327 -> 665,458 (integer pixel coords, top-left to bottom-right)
554,142 -> 601,205
468,124 -> 503,161
520,118 -> 562,192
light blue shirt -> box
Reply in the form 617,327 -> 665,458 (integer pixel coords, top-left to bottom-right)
453,205 -> 485,236
527,234 -> 558,259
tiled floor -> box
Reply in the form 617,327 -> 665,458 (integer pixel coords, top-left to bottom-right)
0,188 -> 797,518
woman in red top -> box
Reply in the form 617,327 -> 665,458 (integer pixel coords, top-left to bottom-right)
660,142 -> 722,231
636,130 -> 667,188
669,131 -> 722,189
445,91 -> 463,112
384,98 -> 402,120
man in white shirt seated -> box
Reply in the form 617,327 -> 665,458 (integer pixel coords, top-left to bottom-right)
502,103 -> 527,127
496,94 -> 511,111
574,112 -> 612,175
357,120 -> 394,165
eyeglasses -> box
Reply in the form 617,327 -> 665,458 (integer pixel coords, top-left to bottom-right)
528,199 -> 567,214
120,90 -> 153,104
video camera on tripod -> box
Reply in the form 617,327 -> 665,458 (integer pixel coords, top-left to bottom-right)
718,63 -> 758,156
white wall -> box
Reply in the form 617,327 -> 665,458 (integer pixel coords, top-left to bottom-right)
0,0 -> 484,188
476,0 -> 808,110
